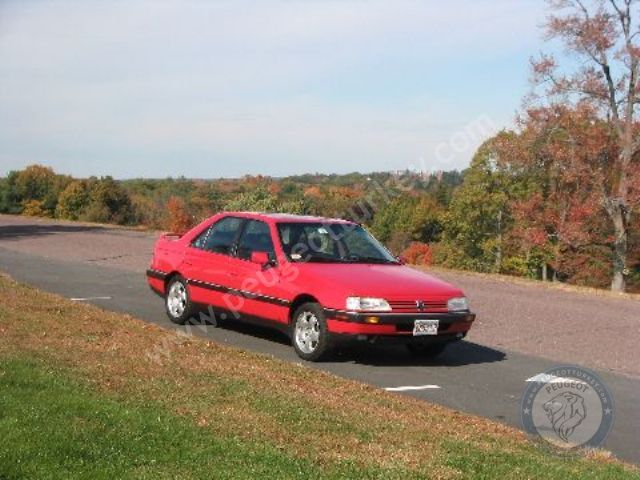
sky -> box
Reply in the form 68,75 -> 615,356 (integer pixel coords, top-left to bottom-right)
0,0 -> 550,179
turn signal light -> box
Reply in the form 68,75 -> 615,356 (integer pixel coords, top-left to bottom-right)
364,316 -> 380,324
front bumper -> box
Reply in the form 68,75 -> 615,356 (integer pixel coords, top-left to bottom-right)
324,309 -> 475,336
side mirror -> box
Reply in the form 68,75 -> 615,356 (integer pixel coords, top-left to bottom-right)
250,251 -> 270,266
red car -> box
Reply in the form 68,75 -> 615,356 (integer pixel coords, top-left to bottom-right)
147,212 -> 475,361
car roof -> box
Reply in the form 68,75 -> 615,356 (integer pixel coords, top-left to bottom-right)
224,212 -> 355,225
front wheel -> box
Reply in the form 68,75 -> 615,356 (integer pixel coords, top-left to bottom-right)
165,276 -> 195,325
291,303 -> 333,361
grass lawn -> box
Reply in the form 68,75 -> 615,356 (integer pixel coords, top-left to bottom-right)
0,274 -> 637,479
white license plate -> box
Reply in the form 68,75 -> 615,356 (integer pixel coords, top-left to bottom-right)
413,319 -> 439,336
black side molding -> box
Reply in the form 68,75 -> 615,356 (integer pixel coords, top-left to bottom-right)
146,269 -> 168,281
187,278 -> 290,307
147,270 -> 290,308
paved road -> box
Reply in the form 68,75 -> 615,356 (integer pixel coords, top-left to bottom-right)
0,218 -> 638,464
2,214 -> 637,377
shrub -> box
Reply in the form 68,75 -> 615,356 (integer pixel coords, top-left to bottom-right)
402,242 -> 432,266
166,196 -> 194,234
21,199 -> 46,217
56,181 -> 89,220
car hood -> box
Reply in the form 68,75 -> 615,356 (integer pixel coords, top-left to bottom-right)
294,263 -> 463,298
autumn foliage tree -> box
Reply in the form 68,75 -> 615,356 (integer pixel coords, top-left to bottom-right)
531,0 -> 640,291
9,165 -> 69,216
166,196 -> 194,234
56,181 -> 89,220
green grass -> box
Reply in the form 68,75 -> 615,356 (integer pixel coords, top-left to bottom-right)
0,358 -> 416,480
441,440 -> 634,480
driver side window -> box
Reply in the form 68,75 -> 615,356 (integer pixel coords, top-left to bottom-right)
236,220 -> 275,260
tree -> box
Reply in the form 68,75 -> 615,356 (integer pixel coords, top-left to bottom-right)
532,0 -> 640,291
13,165 -> 68,216
166,196 -> 194,233
224,186 -> 305,214
440,137 -> 528,272
0,174 -> 19,214
83,177 -> 134,225
497,105 -> 616,283
370,195 -> 444,247
56,181 -> 89,220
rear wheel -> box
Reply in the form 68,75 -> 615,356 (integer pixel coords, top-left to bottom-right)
406,342 -> 448,358
291,303 -> 333,361
165,276 -> 195,325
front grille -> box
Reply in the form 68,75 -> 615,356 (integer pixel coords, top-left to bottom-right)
388,299 -> 448,313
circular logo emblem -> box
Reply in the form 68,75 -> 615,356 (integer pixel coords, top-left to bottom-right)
520,365 -> 614,449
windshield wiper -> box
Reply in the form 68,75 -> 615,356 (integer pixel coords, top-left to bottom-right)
294,254 -> 348,263
343,255 -> 398,264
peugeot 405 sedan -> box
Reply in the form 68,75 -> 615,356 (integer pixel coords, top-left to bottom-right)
147,212 -> 475,361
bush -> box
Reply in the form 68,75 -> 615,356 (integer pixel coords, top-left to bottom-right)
402,242 -> 432,266
21,199 -> 46,217
56,181 -> 89,220
166,196 -> 194,233
81,177 -> 134,225
500,256 -> 529,276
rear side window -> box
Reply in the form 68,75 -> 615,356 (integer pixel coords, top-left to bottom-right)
237,220 -> 275,260
192,217 -> 243,255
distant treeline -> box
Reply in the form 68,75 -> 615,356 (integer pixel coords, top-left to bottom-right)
1,161 -> 638,292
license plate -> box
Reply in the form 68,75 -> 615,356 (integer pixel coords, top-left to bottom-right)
413,319 -> 439,336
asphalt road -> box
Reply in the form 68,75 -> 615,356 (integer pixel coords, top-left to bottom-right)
0,224 -> 638,464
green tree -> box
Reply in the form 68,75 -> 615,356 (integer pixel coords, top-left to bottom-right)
56,181 -> 89,220
224,187 -> 305,214
0,175 -> 17,213
83,177 -> 134,225
439,136 -> 529,273
12,165 -> 69,216
371,195 -> 444,248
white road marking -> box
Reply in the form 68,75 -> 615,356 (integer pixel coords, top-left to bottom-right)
384,385 -> 441,392
525,373 -> 588,385
70,296 -> 113,301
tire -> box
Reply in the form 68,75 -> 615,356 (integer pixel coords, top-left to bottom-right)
165,276 -> 195,325
406,342 -> 449,358
291,302 -> 333,361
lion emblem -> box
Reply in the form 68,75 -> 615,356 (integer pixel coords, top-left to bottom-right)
543,392 -> 587,443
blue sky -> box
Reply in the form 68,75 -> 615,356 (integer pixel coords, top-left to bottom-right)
0,0 -> 549,179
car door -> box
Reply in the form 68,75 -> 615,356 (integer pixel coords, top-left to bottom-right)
225,219 -> 290,324
180,216 -> 244,308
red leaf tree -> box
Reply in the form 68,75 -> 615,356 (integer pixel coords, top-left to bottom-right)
527,0 -> 640,291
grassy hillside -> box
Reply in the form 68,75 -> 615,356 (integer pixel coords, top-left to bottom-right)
0,274 -> 637,479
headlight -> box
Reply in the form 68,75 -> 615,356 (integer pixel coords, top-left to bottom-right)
346,297 -> 391,312
447,297 -> 469,312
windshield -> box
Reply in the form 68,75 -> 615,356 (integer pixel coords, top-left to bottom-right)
277,222 -> 398,264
